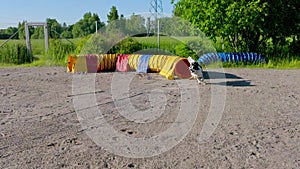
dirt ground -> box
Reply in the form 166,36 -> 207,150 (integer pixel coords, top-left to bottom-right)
0,67 -> 299,169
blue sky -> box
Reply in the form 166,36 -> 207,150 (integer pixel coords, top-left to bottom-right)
0,0 -> 175,29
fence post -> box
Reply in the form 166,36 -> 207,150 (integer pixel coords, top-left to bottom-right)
25,21 -> 32,56
44,23 -> 49,52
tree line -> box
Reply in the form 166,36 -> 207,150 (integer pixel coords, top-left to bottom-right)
0,6 -> 147,40
0,5 -> 206,40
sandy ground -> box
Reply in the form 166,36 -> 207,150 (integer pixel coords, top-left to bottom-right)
0,67 -> 299,169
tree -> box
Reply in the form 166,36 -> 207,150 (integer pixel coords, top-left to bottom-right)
108,37 -> 142,54
106,6 -> 120,33
261,0 -> 299,56
107,6 -> 119,23
172,0 -> 299,57
61,24 -> 74,39
118,14 -> 127,34
18,21 -> 34,40
160,16 -> 200,36
29,18 -> 62,39
0,27 -> 18,39
72,12 -> 104,38
125,13 -> 147,35
31,27 -> 44,39
47,18 -> 63,39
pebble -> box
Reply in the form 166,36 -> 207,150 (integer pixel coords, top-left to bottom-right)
128,163 -> 135,168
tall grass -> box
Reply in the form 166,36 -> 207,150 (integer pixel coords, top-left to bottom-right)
0,42 -> 33,64
46,39 -> 76,65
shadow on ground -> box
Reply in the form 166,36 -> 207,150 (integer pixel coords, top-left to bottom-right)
203,71 -> 242,79
208,80 -> 255,87
204,71 -> 255,87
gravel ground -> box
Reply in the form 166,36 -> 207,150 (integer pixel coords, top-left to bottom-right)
0,67 -> 299,169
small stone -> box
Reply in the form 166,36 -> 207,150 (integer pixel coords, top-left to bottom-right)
229,131 -> 237,135
128,163 -> 134,168
251,140 -> 257,145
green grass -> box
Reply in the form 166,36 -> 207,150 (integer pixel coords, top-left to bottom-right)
1,37 -> 299,69
0,39 -> 46,55
212,58 -> 300,69
133,36 -> 209,49
133,36 -> 182,54
262,58 -> 300,69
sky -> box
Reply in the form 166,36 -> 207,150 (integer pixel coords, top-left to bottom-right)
0,0 -> 176,29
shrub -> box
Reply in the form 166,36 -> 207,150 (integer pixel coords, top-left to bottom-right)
108,37 -> 142,54
175,43 -> 197,59
47,39 -> 76,64
0,43 -> 33,64
76,34 -> 105,54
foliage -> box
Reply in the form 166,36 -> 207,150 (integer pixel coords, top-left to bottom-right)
186,39 -> 216,57
160,16 -> 200,36
0,27 -> 18,39
46,18 -> 63,38
74,35 -> 91,54
172,0 -> 299,59
47,39 -> 76,64
125,14 -> 147,35
31,27 -> 44,39
175,43 -> 197,59
61,24 -> 74,39
108,37 -> 143,54
72,12 -> 104,38
134,36 -> 180,54
105,6 -> 121,33
14,19 -> 64,40
107,6 -> 119,23
174,40 -> 216,60
17,21 -> 34,39
0,43 -> 33,64
76,34 -> 105,54
29,20 -> 73,39
134,36 -> 216,59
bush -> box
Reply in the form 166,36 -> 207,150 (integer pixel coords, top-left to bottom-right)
108,37 -> 142,54
47,39 -> 76,64
175,43 -> 197,59
76,34 -> 105,54
134,36 -> 181,54
0,43 -> 33,64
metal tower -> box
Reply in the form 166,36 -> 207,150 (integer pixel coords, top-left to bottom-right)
150,0 -> 163,20
149,0 -> 163,49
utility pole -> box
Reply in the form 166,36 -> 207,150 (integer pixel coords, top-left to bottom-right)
157,19 -> 160,49
95,21 -> 98,34
44,23 -> 49,52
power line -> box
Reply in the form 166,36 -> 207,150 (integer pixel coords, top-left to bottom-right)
51,28 -> 74,45
149,0 -> 163,50
0,29 -> 19,49
150,0 -> 163,20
